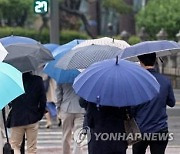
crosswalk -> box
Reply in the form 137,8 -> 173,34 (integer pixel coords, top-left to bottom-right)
37,118 -> 62,149
36,118 -> 88,153
35,117 -> 180,154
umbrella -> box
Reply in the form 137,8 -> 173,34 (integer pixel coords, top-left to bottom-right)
43,40 -> 83,83
120,40 -> 180,61
73,58 -> 160,107
4,43 -> 54,72
43,43 -> 60,52
0,35 -> 38,46
0,43 -> 8,62
56,37 -> 130,70
0,62 -> 24,109
72,37 -> 130,50
56,45 -> 125,70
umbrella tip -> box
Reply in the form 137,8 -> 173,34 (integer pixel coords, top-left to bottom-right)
116,56 -> 119,65
97,96 -> 100,102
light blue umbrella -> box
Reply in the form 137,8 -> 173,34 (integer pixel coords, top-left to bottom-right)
73,58 -> 160,107
0,35 -> 38,46
43,40 -> 84,83
43,43 -> 60,52
0,62 -> 24,109
120,40 -> 180,61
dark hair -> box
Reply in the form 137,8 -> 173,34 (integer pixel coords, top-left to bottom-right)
22,71 -> 33,80
137,52 -> 156,66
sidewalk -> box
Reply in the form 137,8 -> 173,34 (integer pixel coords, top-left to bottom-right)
167,103 -> 180,116
37,146 -> 180,154
167,89 -> 180,116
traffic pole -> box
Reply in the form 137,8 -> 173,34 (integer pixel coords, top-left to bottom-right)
50,0 -> 59,44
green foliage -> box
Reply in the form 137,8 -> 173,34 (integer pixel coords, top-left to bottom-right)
128,35 -> 141,45
0,27 -> 89,44
0,0 -> 33,26
60,30 -> 90,44
0,27 -> 48,43
136,0 -> 180,39
112,35 -> 122,40
103,0 -> 132,14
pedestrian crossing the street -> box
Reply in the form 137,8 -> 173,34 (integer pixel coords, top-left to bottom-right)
36,118 -> 88,153
36,117 -> 180,154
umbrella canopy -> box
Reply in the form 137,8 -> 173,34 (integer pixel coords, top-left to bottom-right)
73,58 -> 160,107
120,40 -> 180,61
43,40 -> 83,83
43,43 -> 60,52
4,43 -> 54,72
0,42 -> 8,62
72,37 -> 130,50
56,45 -> 124,69
0,35 -> 38,46
56,37 -> 130,70
0,62 -> 24,109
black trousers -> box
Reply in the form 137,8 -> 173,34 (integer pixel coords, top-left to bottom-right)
132,130 -> 169,154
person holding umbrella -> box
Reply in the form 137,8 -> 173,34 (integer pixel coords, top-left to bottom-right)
0,110 -> 5,153
132,52 -> 176,154
73,57 -> 160,154
56,83 -> 85,154
7,71 -> 46,154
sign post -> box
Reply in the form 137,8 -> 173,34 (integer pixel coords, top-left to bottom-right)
49,0 -> 59,44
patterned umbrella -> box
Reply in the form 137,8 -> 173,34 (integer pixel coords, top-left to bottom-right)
43,40 -> 83,83
56,37 -> 130,69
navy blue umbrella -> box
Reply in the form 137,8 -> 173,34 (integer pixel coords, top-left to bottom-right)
120,40 -> 180,61
73,58 -> 160,107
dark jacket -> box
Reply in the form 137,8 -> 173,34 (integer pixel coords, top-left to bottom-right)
82,101 -> 128,154
7,73 -> 46,128
133,68 -> 175,133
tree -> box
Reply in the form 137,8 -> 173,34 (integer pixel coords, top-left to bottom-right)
0,0 -> 33,26
103,0 -> 131,14
119,0 -> 135,35
58,0 -> 96,38
103,0 -> 134,35
136,0 -> 180,39
58,0 -> 132,38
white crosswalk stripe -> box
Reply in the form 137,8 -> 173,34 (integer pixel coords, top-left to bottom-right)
37,119 -> 63,148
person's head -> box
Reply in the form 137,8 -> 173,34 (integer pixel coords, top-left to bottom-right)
137,52 -> 156,67
22,71 -> 33,80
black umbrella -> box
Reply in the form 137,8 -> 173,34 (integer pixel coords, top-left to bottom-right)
4,43 -> 54,72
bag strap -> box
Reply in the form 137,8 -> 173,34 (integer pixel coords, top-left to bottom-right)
2,107 -> 10,143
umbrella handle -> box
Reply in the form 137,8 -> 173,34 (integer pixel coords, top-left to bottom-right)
159,57 -> 164,63
125,108 -> 131,120
116,56 -> 119,65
